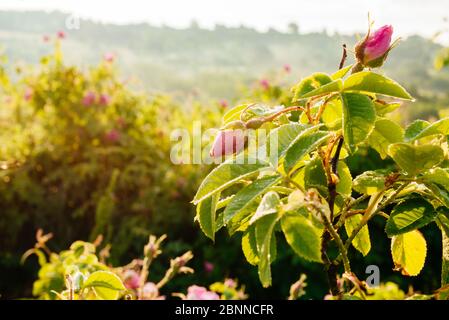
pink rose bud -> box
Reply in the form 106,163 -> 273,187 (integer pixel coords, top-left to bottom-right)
259,79 -> 270,90
99,94 -> 110,106
186,285 -> 220,300
204,261 -> 214,273
283,64 -> 291,73
57,31 -> 66,39
123,270 -> 140,290
210,130 -> 245,158
356,25 -> 393,67
24,88 -> 33,101
82,91 -> 96,106
219,99 -> 228,109
142,282 -> 160,299
105,129 -> 120,143
103,52 -> 115,63
224,278 -> 237,288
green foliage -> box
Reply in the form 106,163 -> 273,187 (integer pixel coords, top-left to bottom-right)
193,32 -> 449,300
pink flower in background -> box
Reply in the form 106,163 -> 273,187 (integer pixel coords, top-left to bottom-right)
204,261 -> 214,273
141,282 -> 165,300
123,270 -> 140,290
24,88 -> 33,101
259,78 -> 270,90
43,35 -> 50,43
99,94 -> 111,106
82,91 -> 96,106
105,129 -> 121,143
355,25 -> 394,68
210,130 -> 245,158
283,64 -> 291,73
186,286 -> 219,300
57,31 -> 66,39
224,278 -> 237,288
219,99 -> 228,109
104,52 -> 115,63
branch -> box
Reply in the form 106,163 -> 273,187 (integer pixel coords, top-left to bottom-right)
339,44 -> 348,70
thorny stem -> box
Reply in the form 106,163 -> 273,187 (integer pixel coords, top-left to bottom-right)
335,194 -> 370,229
309,201 -> 351,274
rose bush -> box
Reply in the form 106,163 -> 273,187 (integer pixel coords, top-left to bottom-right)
193,24 -> 449,299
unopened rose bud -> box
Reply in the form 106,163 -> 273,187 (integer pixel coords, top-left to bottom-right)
210,130 -> 246,158
355,25 -> 393,68
245,118 -> 265,129
221,120 -> 246,130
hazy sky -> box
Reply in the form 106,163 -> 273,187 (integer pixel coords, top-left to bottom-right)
1,0 -> 448,40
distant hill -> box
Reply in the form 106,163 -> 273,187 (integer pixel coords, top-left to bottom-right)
0,10 -> 448,108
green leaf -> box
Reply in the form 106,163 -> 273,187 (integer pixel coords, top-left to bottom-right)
340,93 -> 376,152
255,213 -> 280,287
391,230 -> 427,276
404,120 -> 430,142
426,183 -> 449,208
83,271 -> 125,300
374,101 -> 401,116
331,65 -> 353,80
292,73 -> 332,101
387,143 -> 444,175
196,193 -> 219,241
281,212 -> 322,262
263,123 -> 311,166
284,131 -> 331,174
353,170 -> 386,195
193,157 -> 271,204
345,215 -> 371,256
343,71 -> 413,100
368,118 -> 404,159
250,191 -> 281,225
386,199 -> 438,236
223,104 -> 249,124
303,158 -> 352,197
422,168 -> 449,191
242,227 -> 259,266
223,174 -> 281,224
405,118 -> 449,141
321,99 -> 343,129
300,79 -> 343,99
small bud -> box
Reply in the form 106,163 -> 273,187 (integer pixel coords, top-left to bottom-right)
355,25 -> 394,68
221,120 -> 246,130
210,130 -> 246,158
245,118 -> 265,129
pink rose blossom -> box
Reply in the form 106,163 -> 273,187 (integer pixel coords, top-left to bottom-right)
123,270 -> 140,290
210,130 -> 245,158
57,31 -> 66,39
219,99 -> 228,109
82,91 -> 96,106
204,261 -> 214,273
283,64 -> 291,73
186,285 -> 220,300
24,88 -> 33,101
141,282 -> 165,300
360,25 -> 393,64
99,94 -> 111,106
224,278 -> 237,288
259,79 -> 270,90
104,53 -> 115,63
105,129 -> 121,143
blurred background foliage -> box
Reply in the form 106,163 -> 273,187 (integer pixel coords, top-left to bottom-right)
1,10 -> 449,299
